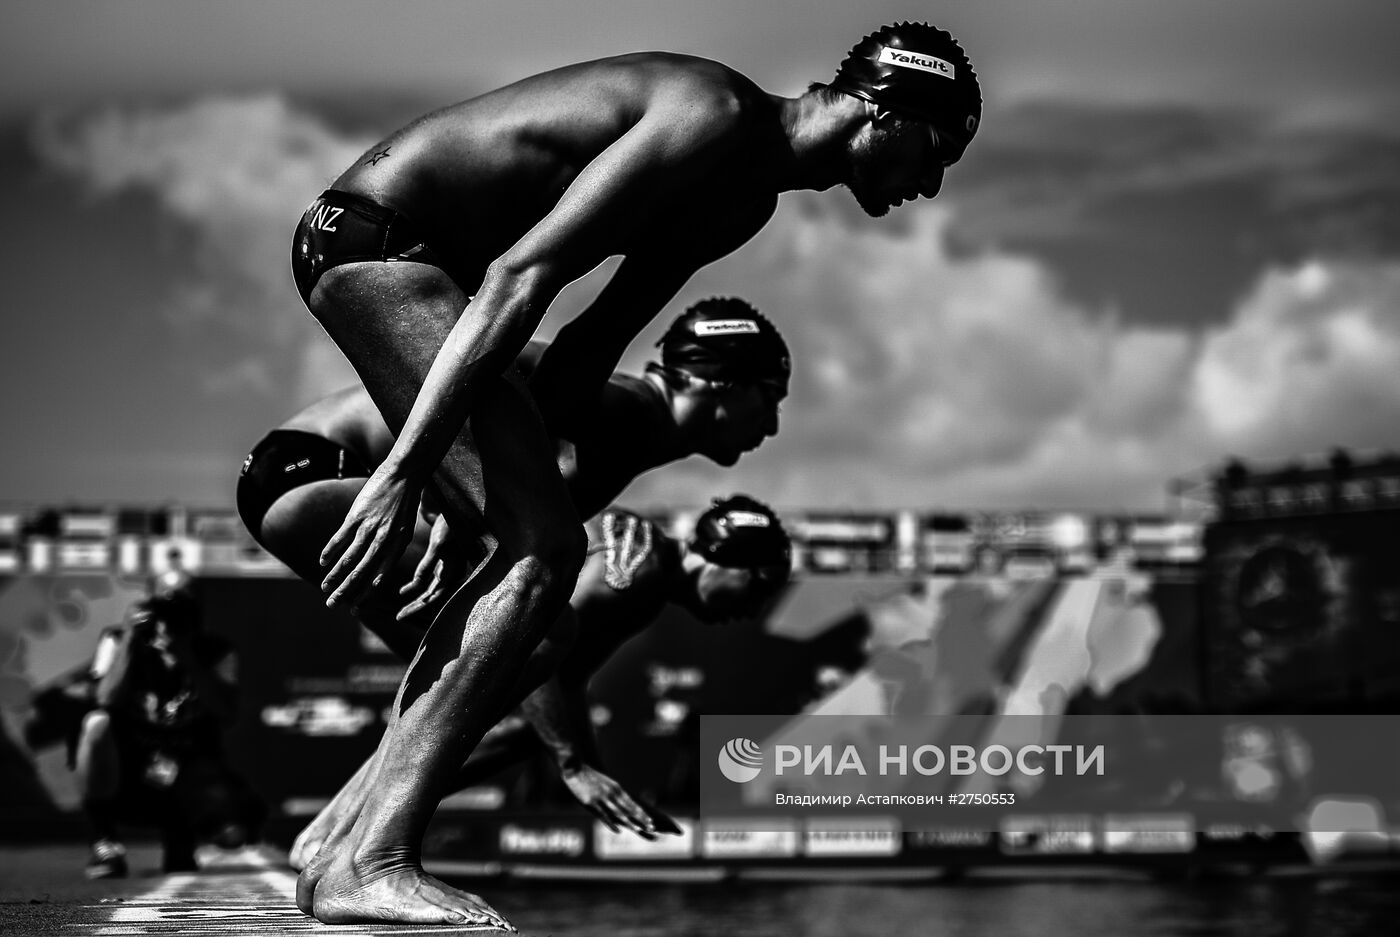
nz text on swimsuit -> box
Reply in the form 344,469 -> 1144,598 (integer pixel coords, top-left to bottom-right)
310,205 -> 344,232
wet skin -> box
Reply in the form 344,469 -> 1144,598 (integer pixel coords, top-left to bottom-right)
284,49 -> 959,926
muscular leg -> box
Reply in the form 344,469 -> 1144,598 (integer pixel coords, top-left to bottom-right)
258,472 -> 577,872
296,263 -> 586,926
257,481 -> 430,872
289,606 -> 575,871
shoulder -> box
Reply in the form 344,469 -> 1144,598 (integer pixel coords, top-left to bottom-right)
557,372 -> 665,437
599,373 -> 665,424
627,53 -> 772,143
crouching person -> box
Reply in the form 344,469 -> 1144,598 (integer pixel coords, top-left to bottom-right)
75,581 -> 264,878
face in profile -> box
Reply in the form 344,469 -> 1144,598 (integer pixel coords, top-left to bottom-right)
846,110 -> 956,218
705,380 -> 784,465
684,561 -> 788,624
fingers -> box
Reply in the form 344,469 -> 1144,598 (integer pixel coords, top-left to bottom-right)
609,790 -> 657,839
320,524 -> 373,603
319,513 -> 362,570
397,557 -> 454,621
399,551 -> 435,596
325,523 -> 411,608
395,561 -> 444,621
584,777 -> 655,839
395,593 -> 425,622
645,804 -> 683,836
587,801 -> 621,834
425,560 -> 448,603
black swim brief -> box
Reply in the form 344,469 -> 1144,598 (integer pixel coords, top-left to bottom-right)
236,429 -> 371,540
290,189 -> 455,304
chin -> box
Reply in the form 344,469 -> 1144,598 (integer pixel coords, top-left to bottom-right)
846,183 -> 890,218
707,448 -> 741,467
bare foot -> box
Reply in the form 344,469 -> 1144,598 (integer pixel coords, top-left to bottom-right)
295,844 -> 332,915
294,770 -> 372,902
305,851 -> 514,930
289,823 -> 330,872
290,798 -> 356,871
292,756 -> 377,871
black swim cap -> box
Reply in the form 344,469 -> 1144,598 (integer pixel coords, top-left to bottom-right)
831,22 -> 982,158
657,298 -> 791,390
692,494 -> 792,570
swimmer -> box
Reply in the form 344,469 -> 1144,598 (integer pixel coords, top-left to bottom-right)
293,496 -> 792,863
237,300 -> 788,871
290,23 -> 979,926
458,496 -> 792,836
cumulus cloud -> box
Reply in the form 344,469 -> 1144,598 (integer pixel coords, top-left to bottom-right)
1191,261 -> 1400,453
31,94 -> 365,399
945,102 -> 1400,328
26,94 -> 1400,512
623,194 -> 1400,511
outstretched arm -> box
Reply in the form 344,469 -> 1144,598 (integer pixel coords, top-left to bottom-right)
527,252 -> 695,433
520,672 -> 675,838
519,542 -> 684,838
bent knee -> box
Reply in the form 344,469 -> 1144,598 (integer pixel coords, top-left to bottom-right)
513,524 -> 588,601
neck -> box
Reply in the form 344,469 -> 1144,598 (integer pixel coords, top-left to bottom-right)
640,368 -> 695,461
772,90 -> 863,193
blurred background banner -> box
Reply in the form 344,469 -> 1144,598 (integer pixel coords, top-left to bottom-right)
3,448 -> 1397,871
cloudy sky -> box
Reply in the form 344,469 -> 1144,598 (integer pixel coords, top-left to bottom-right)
2,0 -> 1398,513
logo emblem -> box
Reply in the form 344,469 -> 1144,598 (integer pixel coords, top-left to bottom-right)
694,319 -> 761,336
878,47 -> 955,79
718,737 -> 763,783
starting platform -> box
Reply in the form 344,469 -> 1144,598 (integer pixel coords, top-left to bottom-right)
0,844 -> 507,937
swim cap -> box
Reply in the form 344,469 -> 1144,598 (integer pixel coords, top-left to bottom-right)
831,22 -> 982,158
692,494 -> 792,570
657,298 -> 791,390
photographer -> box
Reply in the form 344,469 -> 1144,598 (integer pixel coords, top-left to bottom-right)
74,579 -> 261,878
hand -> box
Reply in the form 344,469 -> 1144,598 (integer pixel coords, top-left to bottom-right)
320,466 -> 422,608
560,763 -> 668,839
396,513 -> 465,621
